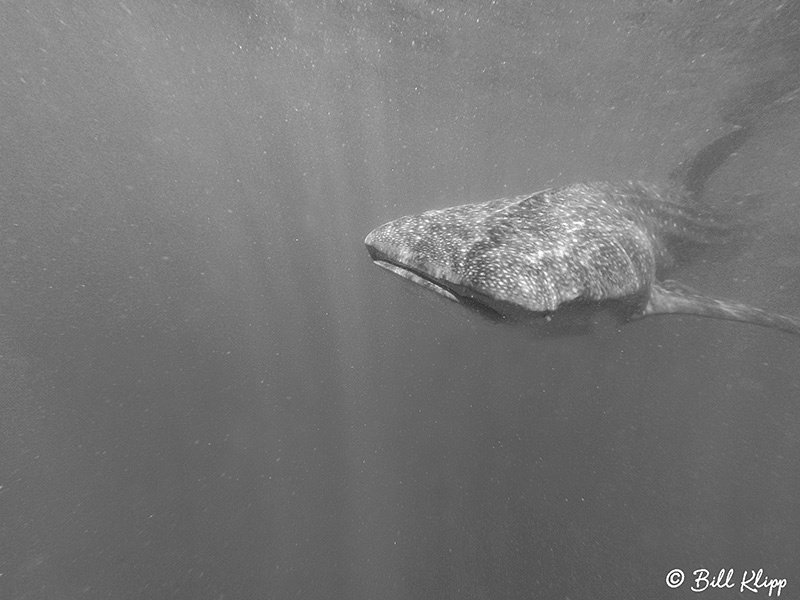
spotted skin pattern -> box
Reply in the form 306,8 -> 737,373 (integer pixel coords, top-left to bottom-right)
365,180 -> 800,336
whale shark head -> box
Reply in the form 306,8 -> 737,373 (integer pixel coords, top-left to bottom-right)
364,216 -> 505,318
364,213 -> 633,332
364,189 -> 656,321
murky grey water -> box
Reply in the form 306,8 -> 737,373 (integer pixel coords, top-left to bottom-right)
1,1 -> 799,598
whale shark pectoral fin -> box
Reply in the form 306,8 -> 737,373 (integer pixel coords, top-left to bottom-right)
641,281 -> 702,317
658,279 -> 703,296
642,280 -> 800,336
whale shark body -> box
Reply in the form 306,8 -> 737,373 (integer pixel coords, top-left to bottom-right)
364,128 -> 800,336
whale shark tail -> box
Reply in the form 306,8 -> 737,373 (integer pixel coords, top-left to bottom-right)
668,124 -> 753,199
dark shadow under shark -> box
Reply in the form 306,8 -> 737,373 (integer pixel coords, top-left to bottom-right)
364,125 -> 800,337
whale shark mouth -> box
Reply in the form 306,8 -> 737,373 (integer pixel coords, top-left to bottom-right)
365,244 -> 461,303
365,242 -> 509,320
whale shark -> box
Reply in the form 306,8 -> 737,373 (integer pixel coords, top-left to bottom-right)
364,126 -> 800,336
